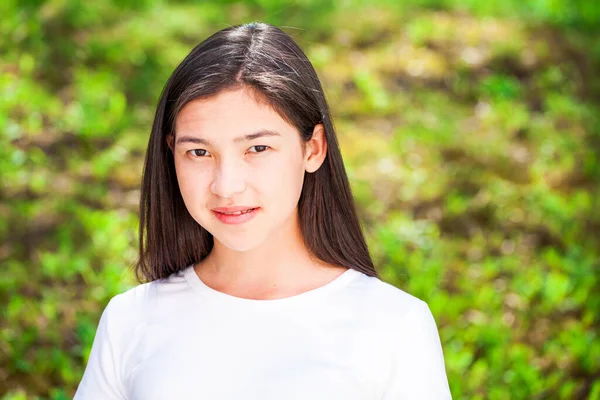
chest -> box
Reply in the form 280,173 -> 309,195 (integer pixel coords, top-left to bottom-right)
125,309 -> 390,400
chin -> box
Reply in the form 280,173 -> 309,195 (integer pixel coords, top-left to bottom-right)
214,236 -> 264,253
207,226 -> 265,251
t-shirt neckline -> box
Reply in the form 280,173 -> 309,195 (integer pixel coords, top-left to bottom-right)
183,264 -> 361,307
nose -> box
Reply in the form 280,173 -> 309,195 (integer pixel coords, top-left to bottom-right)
209,157 -> 247,199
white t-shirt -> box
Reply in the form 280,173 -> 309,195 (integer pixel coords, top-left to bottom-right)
74,265 -> 452,399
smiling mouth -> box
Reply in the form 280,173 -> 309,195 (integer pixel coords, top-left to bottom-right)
215,208 -> 257,215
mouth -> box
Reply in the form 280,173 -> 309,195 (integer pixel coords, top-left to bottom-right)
211,207 -> 260,225
213,207 -> 258,215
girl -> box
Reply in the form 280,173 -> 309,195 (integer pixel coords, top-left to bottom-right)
74,22 -> 451,399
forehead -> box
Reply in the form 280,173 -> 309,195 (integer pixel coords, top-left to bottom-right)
174,88 -> 296,138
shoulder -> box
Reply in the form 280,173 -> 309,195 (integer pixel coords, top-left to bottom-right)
349,271 -> 432,324
101,268 -> 191,328
348,272 -> 445,356
105,279 -> 153,317
350,274 -> 451,398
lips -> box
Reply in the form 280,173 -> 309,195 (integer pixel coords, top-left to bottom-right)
211,206 -> 259,215
211,207 -> 260,225
215,208 -> 256,215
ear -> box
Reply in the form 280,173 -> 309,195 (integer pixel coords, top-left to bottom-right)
304,123 -> 327,173
166,133 -> 174,152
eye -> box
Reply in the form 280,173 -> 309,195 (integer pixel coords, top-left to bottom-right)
188,149 -> 210,158
248,145 -> 270,154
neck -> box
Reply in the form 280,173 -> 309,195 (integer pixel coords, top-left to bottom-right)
200,209 -> 325,288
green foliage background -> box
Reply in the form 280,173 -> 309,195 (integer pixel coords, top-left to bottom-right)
1,0 -> 599,398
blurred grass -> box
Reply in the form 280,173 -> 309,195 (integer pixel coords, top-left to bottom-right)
1,0 -> 599,398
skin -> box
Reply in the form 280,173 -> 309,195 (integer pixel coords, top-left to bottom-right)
167,87 -> 347,300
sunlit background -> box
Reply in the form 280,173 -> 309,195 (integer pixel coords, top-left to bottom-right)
1,0 -> 599,399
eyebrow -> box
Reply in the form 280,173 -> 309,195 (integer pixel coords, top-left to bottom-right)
175,130 -> 282,146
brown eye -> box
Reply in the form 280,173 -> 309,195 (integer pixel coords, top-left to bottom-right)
188,149 -> 210,157
249,145 -> 270,153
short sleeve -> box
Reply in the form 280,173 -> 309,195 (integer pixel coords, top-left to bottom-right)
74,295 -> 128,400
382,300 -> 452,399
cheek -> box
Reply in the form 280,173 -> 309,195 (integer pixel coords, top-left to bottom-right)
174,159 -> 211,206
266,153 -> 306,204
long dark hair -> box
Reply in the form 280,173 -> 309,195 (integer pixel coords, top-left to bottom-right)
133,22 -> 378,283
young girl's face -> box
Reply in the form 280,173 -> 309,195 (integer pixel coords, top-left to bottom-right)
169,87 -> 311,252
